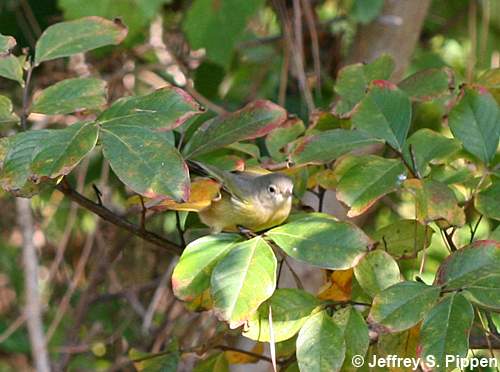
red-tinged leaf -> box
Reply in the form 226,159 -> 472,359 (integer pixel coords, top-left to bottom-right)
184,100 -> 287,158
266,117 -> 305,161
434,240 -> 500,289
399,68 -> 453,101
98,87 -> 202,131
100,124 -> 190,201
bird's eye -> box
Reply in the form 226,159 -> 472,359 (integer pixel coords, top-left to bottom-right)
268,185 -> 277,194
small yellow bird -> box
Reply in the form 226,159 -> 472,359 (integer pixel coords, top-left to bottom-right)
150,161 -> 294,233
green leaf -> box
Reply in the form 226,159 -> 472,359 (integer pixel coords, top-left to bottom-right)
403,129 -> 461,177
435,240 -> 500,290
211,236 -> 277,328
404,179 -> 465,227
0,54 -> 24,86
475,177 -> 500,220
34,17 -> 128,65
296,311 -> 346,372
398,68 -> 452,101
59,0 -> 168,43
243,288 -> 321,342
183,0 -> 265,68
368,281 -> 440,332
32,78 -> 107,115
351,0 -> 384,24
462,275 -> 500,310
265,118 -> 305,161
184,100 -> 287,158
30,122 -> 98,180
0,130 -> 51,195
98,87 -> 201,130
354,250 -> 401,298
372,220 -> 433,259
130,340 -> 179,372
336,155 -> 406,217
332,307 -> 369,372
419,293 -> 474,372
0,34 -> 16,54
448,87 -> 500,164
0,95 -> 19,124
333,55 -> 395,116
100,124 -> 190,200
172,234 -> 242,302
266,213 -> 372,270
290,129 -> 382,165
352,81 -> 412,151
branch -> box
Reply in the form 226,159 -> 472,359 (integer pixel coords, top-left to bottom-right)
16,198 -> 51,372
55,181 -> 183,256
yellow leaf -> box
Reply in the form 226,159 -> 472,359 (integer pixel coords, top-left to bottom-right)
317,269 -> 353,301
225,343 -> 264,364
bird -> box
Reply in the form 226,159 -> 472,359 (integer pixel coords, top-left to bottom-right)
149,161 -> 294,233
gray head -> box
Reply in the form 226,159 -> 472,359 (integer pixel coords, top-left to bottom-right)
255,173 -> 294,208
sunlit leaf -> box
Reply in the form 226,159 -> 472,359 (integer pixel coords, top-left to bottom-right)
419,293 -> 473,372
317,269 -> 353,302
98,87 -> 202,130
32,78 -> 107,115
35,17 -> 128,65
100,124 -> 190,200
193,352 -> 229,372
404,179 -> 465,227
354,250 -> 401,298
211,237 -> 277,328
368,281 -> 440,333
296,311 -> 346,372
448,86 -> 500,164
30,122 -> 98,180
267,213 -> 372,270
478,68 -> 500,104
352,81 -> 412,151
403,129 -> 461,177
172,234 -> 242,302
336,155 -> 406,217
184,100 -> 287,158
244,288 -> 321,342
372,220 -> 433,259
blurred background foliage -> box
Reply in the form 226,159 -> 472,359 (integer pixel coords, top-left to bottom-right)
0,0 -> 499,371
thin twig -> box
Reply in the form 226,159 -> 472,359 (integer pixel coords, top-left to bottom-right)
20,62 -> 33,130
300,0 -> 322,98
469,214 -> 483,243
55,181 -> 183,256
408,144 -> 422,179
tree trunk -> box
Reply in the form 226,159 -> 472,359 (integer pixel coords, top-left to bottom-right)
346,0 -> 432,81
